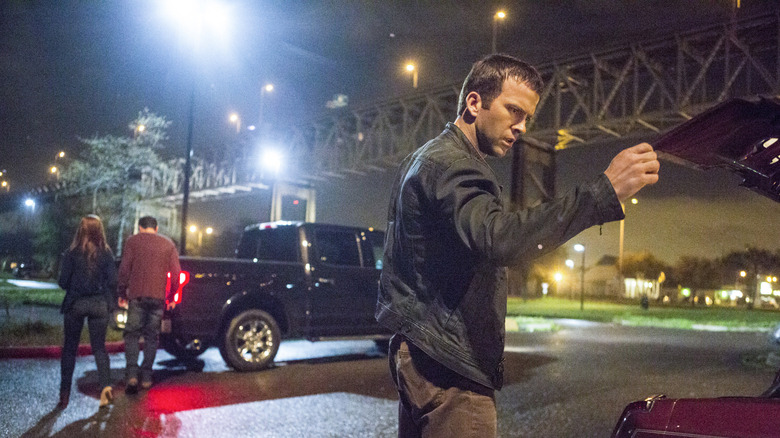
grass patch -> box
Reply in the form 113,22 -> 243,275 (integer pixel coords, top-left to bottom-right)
506,316 -> 560,332
0,320 -> 124,347
507,297 -> 780,332
0,279 -> 64,307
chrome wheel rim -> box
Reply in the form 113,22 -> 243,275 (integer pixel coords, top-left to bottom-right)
233,318 -> 274,363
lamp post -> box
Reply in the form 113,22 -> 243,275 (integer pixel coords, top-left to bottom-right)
229,113 -> 241,133
259,83 -> 274,133
492,10 -> 506,53
618,197 -> 638,274
405,63 -> 418,89
164,0 -> 231,255
574,244 -> 585,310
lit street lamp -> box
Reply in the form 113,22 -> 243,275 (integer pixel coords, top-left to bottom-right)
574,244 -> 586,310
259,83 -> 274,132
164,0 -> 232,256
492,10 -> 507,53
229,112 -> 241,133
618,197 -> 638,274
405,63 -> 418,89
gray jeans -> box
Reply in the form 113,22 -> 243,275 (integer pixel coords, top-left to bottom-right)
389,335 -> 497,438
123,297 -> 164,381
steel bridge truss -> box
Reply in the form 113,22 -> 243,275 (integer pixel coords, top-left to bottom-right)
274,12 -> 780,194
133,13 -> 779,205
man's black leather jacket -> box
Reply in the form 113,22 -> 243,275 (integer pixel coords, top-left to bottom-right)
376,122 -> 624,390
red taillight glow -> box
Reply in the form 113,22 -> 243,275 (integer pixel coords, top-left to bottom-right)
165,270 -> 190,305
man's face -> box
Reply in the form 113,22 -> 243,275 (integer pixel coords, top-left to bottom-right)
474,78 -> 540,158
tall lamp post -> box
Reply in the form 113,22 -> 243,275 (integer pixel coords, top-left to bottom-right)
259,83 -> 274,134
492,10 -> 506,53
405,63 -> 418,89
574,244 -> 586,310
165,0 -> 231,255
618,198 -> 638,273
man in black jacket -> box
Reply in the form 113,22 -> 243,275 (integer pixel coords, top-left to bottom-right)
376,54 -> 660,437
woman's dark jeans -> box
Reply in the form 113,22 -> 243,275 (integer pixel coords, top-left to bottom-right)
60,295 -> 111,395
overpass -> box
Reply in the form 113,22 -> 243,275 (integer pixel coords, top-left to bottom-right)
22,12 -> 780,225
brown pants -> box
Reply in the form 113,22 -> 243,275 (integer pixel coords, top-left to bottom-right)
389,335 -> 497,438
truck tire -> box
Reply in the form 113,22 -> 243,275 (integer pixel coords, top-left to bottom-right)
219,309 -> 281,372
160,334 -> 208,360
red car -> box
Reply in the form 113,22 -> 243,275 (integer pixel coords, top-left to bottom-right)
612,97 -> 780,437
611,370 -> 780,437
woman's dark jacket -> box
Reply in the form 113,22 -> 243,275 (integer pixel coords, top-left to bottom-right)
58,247 -> 118,314
376,123 -> 624,390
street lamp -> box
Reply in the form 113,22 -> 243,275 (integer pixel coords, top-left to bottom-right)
1,181 -> 7,192
163,0 -> 232,256
405,63 -> 418,89
492,10 -> 507,53
229,113 -> 241,133
618,197 -> 638,274
574,244 -> 585,310
259,83 -> 274,132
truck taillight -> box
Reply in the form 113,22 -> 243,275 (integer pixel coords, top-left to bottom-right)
166,270 -> 190,305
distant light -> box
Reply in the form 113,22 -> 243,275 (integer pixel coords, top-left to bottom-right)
554,272 -> 563,282
247,125 -> 256,131
292,199 -> 299,205
631,198 -> 638,205
189,225 -> 197,233
740,270 -> 747,277
205,227 -> 213,234
24,199 -> 35,208
50,166 -> 58,174
58,151 -> 65,158
1,181 -> 6,187
565,259 -> 574,269
260,149 -> 283,174
405,63 -> 415,72
229,113 -> 239,123
574,244 -> 585,252
495,10 -> 506,19
764,138 -> 778,148
264,83 -> 274,93
136,124 -> 146,133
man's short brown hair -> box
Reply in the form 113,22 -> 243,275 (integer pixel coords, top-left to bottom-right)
457,54 -> 544,116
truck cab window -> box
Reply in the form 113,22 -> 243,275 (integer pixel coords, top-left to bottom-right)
236,227 -> 298,262
315,230 -> 361,266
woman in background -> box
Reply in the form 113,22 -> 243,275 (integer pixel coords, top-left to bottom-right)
57,214 -> 117,409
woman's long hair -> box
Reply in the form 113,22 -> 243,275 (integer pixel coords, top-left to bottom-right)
69,214 -> 111,269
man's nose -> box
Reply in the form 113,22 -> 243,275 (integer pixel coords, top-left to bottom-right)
513,120 -> 527,135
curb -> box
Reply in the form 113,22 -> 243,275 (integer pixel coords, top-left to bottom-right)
0,341 -> 126,360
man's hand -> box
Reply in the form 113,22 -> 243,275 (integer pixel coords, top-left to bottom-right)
166,301 -> 176,311
118,298 -> 128,309
604,142 -> 660,203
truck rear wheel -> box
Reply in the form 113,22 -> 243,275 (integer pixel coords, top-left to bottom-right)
160,334 -> 208,360
219,309 -> 281,372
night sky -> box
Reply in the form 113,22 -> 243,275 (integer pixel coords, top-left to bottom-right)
1,0 -> 779,264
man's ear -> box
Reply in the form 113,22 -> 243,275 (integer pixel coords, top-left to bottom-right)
462,91 -> 481,123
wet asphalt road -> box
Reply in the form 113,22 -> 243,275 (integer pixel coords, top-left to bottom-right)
1,320 -> 777,438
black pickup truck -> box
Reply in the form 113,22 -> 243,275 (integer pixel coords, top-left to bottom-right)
157,221 -> 390,371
